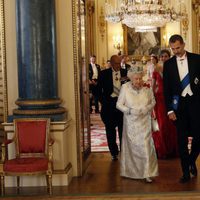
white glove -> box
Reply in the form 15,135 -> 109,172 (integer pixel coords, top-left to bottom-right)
140,109 -> 149,115
130,108 -> 142,115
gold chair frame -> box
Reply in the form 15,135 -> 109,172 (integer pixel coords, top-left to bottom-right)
0,118 -> 54,195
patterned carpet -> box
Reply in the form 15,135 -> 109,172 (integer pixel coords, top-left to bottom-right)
90,113 -> 109,152
90,112 -> 120,152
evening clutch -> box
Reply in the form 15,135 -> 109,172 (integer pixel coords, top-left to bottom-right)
152,118 -> 159,132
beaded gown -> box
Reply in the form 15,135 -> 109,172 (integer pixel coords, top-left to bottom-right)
116,82 -> 158,179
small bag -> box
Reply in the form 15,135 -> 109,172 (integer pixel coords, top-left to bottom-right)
152,118 -> 159,132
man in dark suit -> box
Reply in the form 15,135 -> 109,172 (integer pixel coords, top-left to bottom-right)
163,34 -> 200,183
89,55 -> 101,113
97,55 -> 128,160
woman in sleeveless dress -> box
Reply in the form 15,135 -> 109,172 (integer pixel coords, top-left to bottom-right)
152,51 -> 178,159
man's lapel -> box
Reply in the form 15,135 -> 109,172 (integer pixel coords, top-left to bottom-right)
108,68 -> 114,91
186,52 -> 195,80
172,56 -> 181,82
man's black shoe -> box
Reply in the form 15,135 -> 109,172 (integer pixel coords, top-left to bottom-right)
179,176 -> 190,183
190,164 -> 197,177
111,155 -> 118,161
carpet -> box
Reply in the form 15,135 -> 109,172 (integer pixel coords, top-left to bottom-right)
90,113 -> 109,152
90,113 -> 120,152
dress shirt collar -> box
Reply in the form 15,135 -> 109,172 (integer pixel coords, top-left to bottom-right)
121,63 -> 126,69
176,52 -> 187,61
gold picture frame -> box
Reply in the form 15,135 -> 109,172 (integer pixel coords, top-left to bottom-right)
123,25 -> 161,61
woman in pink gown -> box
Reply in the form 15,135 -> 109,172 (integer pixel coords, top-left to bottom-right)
152,51 -> 178,159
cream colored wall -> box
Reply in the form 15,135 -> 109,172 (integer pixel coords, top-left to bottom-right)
95,0 -> 108,67
53,0 -> 79,176
164,22 -> 181,46
4,0 -> 18,115
184,0 -> 193,52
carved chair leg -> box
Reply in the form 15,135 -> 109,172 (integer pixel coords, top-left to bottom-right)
46,175 -> 49,192
17,176 -> 20,194
0,175 -> 5,196
46,174 -> 52,195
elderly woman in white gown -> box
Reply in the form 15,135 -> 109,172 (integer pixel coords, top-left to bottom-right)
116,66 -> 158,183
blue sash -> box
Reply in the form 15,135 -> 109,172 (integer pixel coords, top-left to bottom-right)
181,73 -> 190,91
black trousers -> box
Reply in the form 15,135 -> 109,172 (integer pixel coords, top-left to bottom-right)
90,93 -> 99,112
89,82 -> 99,112
175,94 -> 200,177
100,97 -> 123,156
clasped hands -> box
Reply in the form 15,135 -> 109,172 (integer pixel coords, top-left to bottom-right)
127,100 -> 152,116
128,107 -> 149,116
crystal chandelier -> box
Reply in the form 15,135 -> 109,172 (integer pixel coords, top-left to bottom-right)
105,0 -> 186,32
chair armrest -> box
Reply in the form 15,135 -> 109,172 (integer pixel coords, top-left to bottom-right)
2,139 -> 14,145
1,139 -> 15,163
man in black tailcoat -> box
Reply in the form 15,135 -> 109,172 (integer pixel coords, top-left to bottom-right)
163,34 -> 200,183
89,55 -> 101,113
97,55 -> 128,160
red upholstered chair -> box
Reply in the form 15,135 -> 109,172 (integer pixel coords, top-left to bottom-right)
0,118 -> 54,195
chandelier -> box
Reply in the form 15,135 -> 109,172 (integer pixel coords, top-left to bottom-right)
105,0 -> 186,32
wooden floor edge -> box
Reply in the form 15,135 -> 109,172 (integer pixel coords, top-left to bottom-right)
53,163 -> 72,174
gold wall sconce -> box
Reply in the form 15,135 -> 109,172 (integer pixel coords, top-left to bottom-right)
163,32 -> 171,48
113,34 -> 123,55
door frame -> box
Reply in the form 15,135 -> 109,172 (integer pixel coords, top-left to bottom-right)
72,0 -> 91,176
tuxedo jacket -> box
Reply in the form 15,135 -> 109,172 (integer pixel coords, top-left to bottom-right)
97,67 -> 128,103
89,63 -> 101,81
97,67 -> 127,124
163,52 -> 200,112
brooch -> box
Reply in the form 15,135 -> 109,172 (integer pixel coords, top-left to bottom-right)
194,77 -> 199,85
173,99 -> 177,105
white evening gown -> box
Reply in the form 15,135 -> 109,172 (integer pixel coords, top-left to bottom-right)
116,82 -> 158,179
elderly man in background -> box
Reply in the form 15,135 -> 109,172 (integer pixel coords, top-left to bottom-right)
97,55 -> 128,161
89,55 -> 101,113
